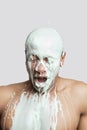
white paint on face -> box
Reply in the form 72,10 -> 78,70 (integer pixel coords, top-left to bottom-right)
10,92 -> 63,130
27,55 -> 60,93
25,27 -> 64,93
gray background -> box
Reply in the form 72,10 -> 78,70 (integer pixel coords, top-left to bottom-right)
0,0 -> 87,85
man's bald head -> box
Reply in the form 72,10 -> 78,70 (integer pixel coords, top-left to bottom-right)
25,27 -> 64,59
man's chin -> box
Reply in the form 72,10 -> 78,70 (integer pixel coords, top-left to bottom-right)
34,81 -> 46,88
33,80 -> 51,93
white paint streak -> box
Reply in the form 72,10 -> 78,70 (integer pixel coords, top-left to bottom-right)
10,92 -> 63,130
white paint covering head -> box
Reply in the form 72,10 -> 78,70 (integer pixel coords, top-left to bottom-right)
25,27 -> 64,93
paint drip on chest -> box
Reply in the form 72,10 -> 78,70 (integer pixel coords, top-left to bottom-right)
10,92 -> 63,130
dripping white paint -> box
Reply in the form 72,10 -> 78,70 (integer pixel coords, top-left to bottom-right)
10,92 -> 63,130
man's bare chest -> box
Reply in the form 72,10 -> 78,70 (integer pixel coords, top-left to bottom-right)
1,92 -> 80,130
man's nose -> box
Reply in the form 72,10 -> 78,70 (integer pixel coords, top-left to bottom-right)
35,63 -> 46,73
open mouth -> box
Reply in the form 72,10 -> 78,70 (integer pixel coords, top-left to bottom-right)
34,77 -> 47,83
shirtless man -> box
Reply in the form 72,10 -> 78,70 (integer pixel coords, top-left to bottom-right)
0,27 -> 87,130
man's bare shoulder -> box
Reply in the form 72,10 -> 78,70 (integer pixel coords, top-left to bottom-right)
59,77 -> 87,113
59,77 -> 87,90
64,77 -> 87,93
57,77 -> 87,99
0,80 -> 30,113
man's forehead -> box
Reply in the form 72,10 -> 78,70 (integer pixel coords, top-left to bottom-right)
25,27 -> 64,57
29,49 -> 62,61
30,51 -> 58,59
29,41 -> 59,54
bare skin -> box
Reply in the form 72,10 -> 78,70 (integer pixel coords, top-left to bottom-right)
0,77 -> 87,130
1,27 -> 87,130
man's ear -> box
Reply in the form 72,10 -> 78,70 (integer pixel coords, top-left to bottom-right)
60,52 -> 66,67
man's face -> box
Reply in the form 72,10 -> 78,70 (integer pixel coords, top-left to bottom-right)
26,46 -> 61,93
25,27 -> 63,93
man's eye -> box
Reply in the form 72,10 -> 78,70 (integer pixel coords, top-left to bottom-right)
32,59 -> 38,62
29,55 -> 39,62
43,57 -> 54,64
29,57 -> 38,62
43,57 -> 48,63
